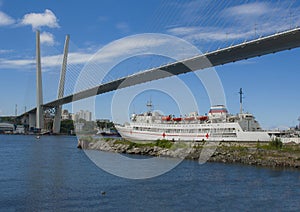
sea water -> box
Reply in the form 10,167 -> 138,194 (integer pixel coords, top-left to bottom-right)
0,135 -> 299,211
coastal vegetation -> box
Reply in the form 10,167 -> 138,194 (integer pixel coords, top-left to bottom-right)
60,120 -> 74,134
83,137 -> 174,149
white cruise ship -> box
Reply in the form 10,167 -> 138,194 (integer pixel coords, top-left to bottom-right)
115,101 -> 272,142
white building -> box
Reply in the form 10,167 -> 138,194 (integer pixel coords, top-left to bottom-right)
74,122 -> 84,132
72,110 -> 92,122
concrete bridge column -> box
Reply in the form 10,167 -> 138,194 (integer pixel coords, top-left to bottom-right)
53,35 -> 70,134
36,30 -> 44,130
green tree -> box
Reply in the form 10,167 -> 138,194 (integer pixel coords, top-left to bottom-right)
60,120 -> 74,134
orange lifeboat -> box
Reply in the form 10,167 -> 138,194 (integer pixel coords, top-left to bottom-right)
162,116 -> 171,121
173,117 -> 182,122
197,116 -> 208,121
184,117 -> 195,121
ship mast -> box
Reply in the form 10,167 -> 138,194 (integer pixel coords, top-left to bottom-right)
239,88 -> 243,114
146,98 -> 153,112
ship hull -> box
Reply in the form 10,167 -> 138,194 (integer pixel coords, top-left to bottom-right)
115,123 -> 271,142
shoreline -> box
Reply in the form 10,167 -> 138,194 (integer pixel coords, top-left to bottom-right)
78,138 -> 300,169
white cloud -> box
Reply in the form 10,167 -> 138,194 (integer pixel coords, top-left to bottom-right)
20,9 -> 59,29
40,31 -> 55,46
0,49 -> 13,54
168,26 -> 254,42
0,51 -> 94,71
116,22 -> 130,33
167,27 -> 198,36
0,57 -> 35,70
224,2 -> 271,17
0,11 -> 15,26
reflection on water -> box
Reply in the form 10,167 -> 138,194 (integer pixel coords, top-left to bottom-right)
0,135 -> 299,211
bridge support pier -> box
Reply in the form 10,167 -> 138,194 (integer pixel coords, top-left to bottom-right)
29,112 -> 36,129
53,106 -> 62,134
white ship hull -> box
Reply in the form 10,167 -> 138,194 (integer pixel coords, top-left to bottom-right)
116,122 -> 271,142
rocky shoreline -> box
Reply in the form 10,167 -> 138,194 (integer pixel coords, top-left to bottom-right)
78,138 -> 300,169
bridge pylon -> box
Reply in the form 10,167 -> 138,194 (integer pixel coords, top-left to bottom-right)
53,34 -> 70,134
36,30 -> 44,130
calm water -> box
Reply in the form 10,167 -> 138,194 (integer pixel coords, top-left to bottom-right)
0,135 -> 299,211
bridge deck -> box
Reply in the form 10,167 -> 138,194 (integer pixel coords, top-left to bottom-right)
26,27 -> 300,113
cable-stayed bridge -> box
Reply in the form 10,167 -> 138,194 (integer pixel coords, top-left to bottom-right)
21,27 -> 300,133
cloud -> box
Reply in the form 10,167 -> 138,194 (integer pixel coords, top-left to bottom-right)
224,2 -> 271,17
90,34 -> 187,64
0,11 -> 15,26
0,57 -> 35,71
40,31 -> 55,45
167,26 -> 253,42
0,49 -> 13,54
20,9 -> 59,29
0,51 -> 93,71
116,22 -> 130,33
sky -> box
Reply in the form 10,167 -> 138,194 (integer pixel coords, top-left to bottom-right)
0,0 -> 300,129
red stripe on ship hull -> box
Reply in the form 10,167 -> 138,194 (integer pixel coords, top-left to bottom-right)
119,129 -> 207,137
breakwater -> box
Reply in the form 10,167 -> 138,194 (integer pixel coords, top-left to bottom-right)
78,137 -> 300,168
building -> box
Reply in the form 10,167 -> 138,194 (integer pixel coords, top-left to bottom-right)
72,110 -> 92,122
74,122 -> 84,132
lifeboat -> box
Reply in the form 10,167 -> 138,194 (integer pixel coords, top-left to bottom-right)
173,117 -> 182,122
197,116 -> 208,121
162,116 -> 171,121
184,117 -> 195,121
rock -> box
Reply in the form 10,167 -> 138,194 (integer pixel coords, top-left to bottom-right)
133,148 -> 140,154
77,139 -> 300,169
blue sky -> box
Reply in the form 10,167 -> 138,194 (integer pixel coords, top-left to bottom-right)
0,0 -> 300,129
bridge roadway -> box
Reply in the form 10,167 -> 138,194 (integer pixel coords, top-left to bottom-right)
25,27 -> 300,114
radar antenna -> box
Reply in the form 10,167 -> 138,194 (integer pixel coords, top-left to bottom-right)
146,98 -> 153,112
